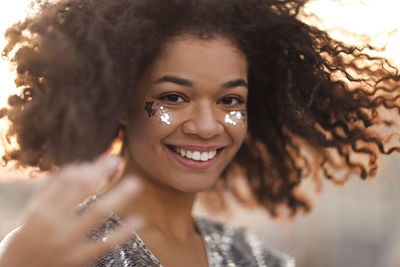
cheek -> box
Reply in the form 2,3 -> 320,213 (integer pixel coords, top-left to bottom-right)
144,101 -> 175,126
226,123 -> 247,148
223,110 -> 247,129
130,101 -> 180,144
143,100 -> 247,142
223,109 -> 248,142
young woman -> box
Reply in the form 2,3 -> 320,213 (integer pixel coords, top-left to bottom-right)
0,0 -> 399,266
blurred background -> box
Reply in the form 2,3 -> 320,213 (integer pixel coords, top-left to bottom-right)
0,1 -> 400,266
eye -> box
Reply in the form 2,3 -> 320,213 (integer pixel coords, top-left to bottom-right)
159,93 -> 185,103
219,96 -> 243,106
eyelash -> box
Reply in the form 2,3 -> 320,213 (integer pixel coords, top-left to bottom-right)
158,93 -> 187,103
158,93 -> 245,107
218,96 -> 245,107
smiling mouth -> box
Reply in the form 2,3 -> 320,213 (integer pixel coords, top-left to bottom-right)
166,145 -> 223,162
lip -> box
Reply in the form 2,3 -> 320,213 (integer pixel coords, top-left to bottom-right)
168,145 -> 224,153
166,145 -> 222,169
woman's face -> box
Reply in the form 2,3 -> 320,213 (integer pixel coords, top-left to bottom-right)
125,36 -> 248,193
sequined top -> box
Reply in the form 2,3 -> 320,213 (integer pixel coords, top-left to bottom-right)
0,196 -> 295,267
88,214 -> 295,267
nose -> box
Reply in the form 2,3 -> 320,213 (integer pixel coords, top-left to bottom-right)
182,102 -> 224,139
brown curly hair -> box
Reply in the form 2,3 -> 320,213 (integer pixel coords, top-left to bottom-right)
2,0 -> 400,216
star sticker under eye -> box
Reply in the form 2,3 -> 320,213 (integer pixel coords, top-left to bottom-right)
145,101 -> 157,117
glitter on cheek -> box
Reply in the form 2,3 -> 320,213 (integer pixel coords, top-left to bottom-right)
159,112 -> 171,125
224,114 -> 237,126
224,110 -> 247,128
144,101 -> 157,117
144,101 -> 173,125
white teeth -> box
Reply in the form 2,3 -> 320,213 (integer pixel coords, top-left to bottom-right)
200,152 -> 208,161
192,151 -> 201,161
174,147 -> 218,161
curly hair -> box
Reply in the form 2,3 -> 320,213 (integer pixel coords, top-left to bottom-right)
2,0 -> 400,216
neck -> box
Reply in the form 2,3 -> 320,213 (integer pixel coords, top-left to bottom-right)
121,156 -> 198,241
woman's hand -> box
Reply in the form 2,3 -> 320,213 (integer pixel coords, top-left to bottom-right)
0,156 -> 142,267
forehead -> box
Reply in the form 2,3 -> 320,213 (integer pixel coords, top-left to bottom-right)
144,36 -> 248,85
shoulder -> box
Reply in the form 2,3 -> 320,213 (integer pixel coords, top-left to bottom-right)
195,217 -> 295,267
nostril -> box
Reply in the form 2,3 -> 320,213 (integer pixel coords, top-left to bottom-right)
182,120 -> 223,139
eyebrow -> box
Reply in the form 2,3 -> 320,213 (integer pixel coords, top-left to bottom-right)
154,75 -> 248,89
154,75 -> 194,87
222,79 -> 248,89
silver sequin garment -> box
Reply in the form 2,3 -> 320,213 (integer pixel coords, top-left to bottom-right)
88,214 -> 295,267
0,196 -> 295,267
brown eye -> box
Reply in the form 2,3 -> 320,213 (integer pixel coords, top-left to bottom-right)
219,96 -> 243,106
160,94 -> 185,103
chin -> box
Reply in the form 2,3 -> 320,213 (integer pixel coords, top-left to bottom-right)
164,173 -> 221,193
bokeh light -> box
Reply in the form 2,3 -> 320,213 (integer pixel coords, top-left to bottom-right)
0,0 -> 33,179
0,3 -> 400,267
0,0 -> 33,107
304,0 -> 400,65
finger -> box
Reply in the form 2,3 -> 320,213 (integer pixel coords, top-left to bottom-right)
67,217 -> 144,267
72,177 -> 141,240
44,156 -> 123,212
